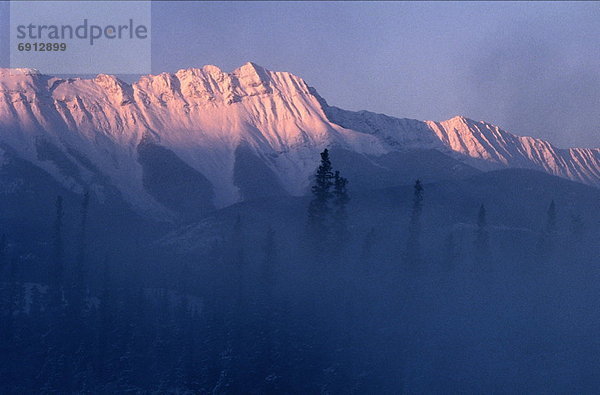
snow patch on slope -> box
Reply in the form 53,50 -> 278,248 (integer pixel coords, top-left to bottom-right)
0,63 -> 598,218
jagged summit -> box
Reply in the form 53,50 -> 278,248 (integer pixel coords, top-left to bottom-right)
234,61 -> 266,74
166,61 -> 266,77
0,62 -> 598,217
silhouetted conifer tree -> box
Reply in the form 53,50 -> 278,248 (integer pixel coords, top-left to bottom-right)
308,149 -> 334,248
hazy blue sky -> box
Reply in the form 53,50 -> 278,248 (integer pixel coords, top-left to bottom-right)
2,1 -> 599,148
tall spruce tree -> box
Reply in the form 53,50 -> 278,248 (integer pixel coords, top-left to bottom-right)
307,149 -> 334,247
405,180 -> 424,264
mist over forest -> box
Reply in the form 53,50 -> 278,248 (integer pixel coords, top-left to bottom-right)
1,146 -> 599,393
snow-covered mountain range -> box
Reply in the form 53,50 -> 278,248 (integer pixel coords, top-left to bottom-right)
1,63 -> 598,219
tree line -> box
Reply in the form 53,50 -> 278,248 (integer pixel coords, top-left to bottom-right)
0,148 -> 594,393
